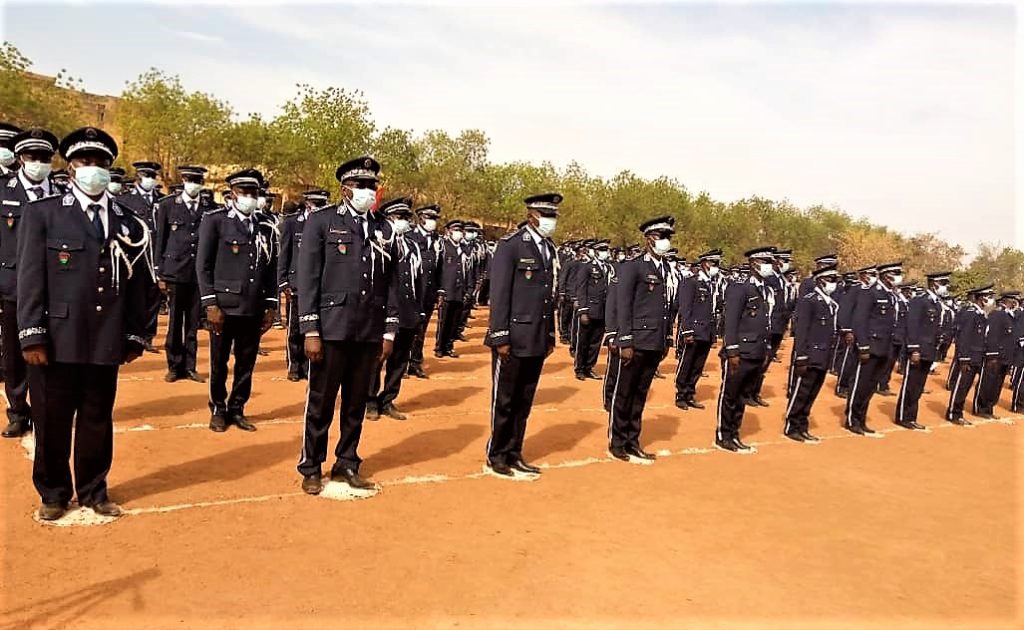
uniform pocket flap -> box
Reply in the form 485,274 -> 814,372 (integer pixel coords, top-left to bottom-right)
516,259 -> 539,271
511,314 -> 533,323
48,302 -> 69,318
321,293 -> 348,308
46,238 -> 85,251
327,234 -> 354,244
215,280 -> 243,294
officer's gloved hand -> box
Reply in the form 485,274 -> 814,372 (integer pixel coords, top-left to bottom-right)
986,357 -> 998,370
727,354 -> 740,370
22,345 -> 48,366
206,305 -> 225,334
158,279 -> 169,295
844,332 -> 855,346
304,336 -> 323,362
380,338 -> 394,362
261,308 -> 276,334
910,351 -> 921,367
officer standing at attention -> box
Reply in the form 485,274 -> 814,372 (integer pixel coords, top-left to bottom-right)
1007,293 -> 1024,413
845,262 -> 901,435
434,219 -> 466,358
197,169 -> 279,433
406,204 -> 441,378
484,193 -> 561,477
0,128 -> 59,439
367,198 -> 423,421
783,264 -> 840,442
120,161 -> 163,353
893,271 -> 951,430
106,167 -> 126,196
946,285 -> 994,425
715,247 -> 775,453
0,123 -> 22,178
277,193 -> 324,382
572,239 -> 612,380
973,292 -> 1017,418
154,165 -> 210,383
18,127 -> 151,520
296,156 -> 397,495
608,217 -> 676,462
836,266 -> 875,397
674,248 -> 721,410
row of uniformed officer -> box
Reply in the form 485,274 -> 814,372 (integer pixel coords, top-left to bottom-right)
570,239 -> 612,380
673,248 -> 722,410
434,219 -> 466,358
406,204 -> 441,378
893,271 -> 951,429
118,161 -> 164,353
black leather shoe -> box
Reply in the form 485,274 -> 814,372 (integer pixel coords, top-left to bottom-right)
336,468 -> 375,490
186,371 -> 205,383
445,350 -> 460,358
784,430 -> 805,442
609,447 -> 631,461
510,458 -> 542,474
845,423 -> 864,435
457,334 -> 468,342
895,421 -> 915,430
947,417 -> 967,426
575,374 -> 587,381
90,500 -> 122,517
909,422 -> 926,430
625,445 -> 656,460
2,418 -> 30,438
163,371 -> 179,383
674,401 -> 690,410
800,431 -> 820,442
715,439 -> 739,452
365,404 -> 380,421
486,461 -> 514,476
861,424 -> 876,434
686,399 -> 706,409
257,347 -> 270,356
586,370 -> 601,380
433,350 -> 445,359
732,437 -> 753,451
301,474 -> 323,495
974,411 -> 995,420
209,415 -> 227,432
380,404 -> 407,421
231,414 -> 257,432
876,388 -> 895,397
750,397 -> 770,407
835,388 -> 849,399
38,502 -> 66,521
144,341 -> 160,354
408,366 -> 429,379
287,372 -> 301,382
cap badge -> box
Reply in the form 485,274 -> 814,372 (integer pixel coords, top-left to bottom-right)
84,128 -> 97,139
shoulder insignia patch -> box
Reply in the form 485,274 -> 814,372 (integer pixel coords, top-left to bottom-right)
6,178 -> 16,188
62,194 -> 74,206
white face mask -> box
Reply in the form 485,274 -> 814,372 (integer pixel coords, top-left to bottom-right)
985,297 -> 996,308
757,262 -> 774,278
423,218 -> 437,232
107,182 -> 123,194
706,265 -> 720,278
392,218 -> 411,234
256,196 -> 267,210
536,216 -> 557,237
935,284 -> 949,297
450,230 -> 464,243
183,181 -> 202,197
864,275 -> 878,287
22,160 -> 52,182
138,176 -> 156,192
780,261 -> 791,273
653,238 -> 672,254
73,166 -> 111,196
347,187 -> 375,213
0,148 -> 15,167
465,231 -> 478,242
617,254 -> 626,262
234,195 -> 257,215
679,266 -> 693,278
890,274 -> 904,286
597,250 -> 610,261
823,281 -> 838,295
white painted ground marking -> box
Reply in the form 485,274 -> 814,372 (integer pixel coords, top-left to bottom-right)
319,480 -> 380,502
34,505 -> 118,527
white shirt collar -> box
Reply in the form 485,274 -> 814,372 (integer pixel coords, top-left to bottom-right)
18,170 -> 51,197
71,183 -> 110,212
179,191 -> 199,205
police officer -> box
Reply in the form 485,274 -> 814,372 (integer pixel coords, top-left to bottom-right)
674,248 -> 721,410
893,271 -> 951,430
836,266 -> 875,397
434,219 -> 466,358
51,169 -> 70,191
277,192 -> 327,381
0,128 -> 59,438
716,246 -> 774,453
608,217 -> 676,462
484,193 -> 561,477
974,292 -> 1017,418
457,221 -> 483,341
154,165 -> 210,383
367,198 -> 423,421
107,167 -> 126,196
0,123 -> 22,178
406,204 -> 441,378
1008,292 -> 1024,413
844,262 -> 902,434
197,168 -> 278,433
119,161 -> 163,353
297,156 -> 397,495
878,268 -> 910,396
946,285 -> 994,425
784,264 -> 841,442
572,239 -> 612,380
603,260 -> 622,413
18,126 -> 151,520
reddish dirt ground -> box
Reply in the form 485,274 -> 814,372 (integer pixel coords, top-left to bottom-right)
1,312 -> 1020,629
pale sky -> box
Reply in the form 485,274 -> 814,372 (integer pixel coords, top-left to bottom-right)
1,1 -> 1018,252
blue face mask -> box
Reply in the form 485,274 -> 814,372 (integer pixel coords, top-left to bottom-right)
74,166 -> 111,196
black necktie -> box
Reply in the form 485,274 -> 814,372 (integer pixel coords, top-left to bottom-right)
355,215 -> 366,243
89,204 -> 105,240
30,186 -> 43,199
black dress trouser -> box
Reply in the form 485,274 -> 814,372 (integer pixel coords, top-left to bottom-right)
487,351 -> 545,465
895,359 -> 932,423
164,282 -> 201,376
716,356 -> 763,443
784,365 -> 827,434
370,327 -> 416,408
208,315 -> 262,418
674,339 -> 711,404
1,299 -> 30,423
608,348 -> 661,450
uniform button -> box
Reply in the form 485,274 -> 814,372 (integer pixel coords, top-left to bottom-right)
250,265 -> 254,270
61,244 -> 68,249
98,267 -> 106,273
363,273 -> 368,278
362,257 -> 367,262
361,290 -> 366,295
98,287 -> 104,293
249,278 -> 254,283
95,305 -> 102,312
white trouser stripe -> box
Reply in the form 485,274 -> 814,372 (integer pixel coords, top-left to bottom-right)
784,375 -> 803,432
846,360 -> 863,428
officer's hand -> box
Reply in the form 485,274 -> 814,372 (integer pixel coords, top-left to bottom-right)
727,354 -> 740,370
282,287 -> 292,299
910,351 -> 921,367
620,347 -> 635,365
124,350 -> 142,364
158,279 -> 169,295
986,357 -> 998,370
858,351 -> 870,364
844,332 -> 855,346
206,306 -> 225,334
960,362 -> 971,375
380,338 -> 394,362
795,362 -> 808,377
23,345 -> 48,366
304,336 -> 323,363
580,313 -> 590,326
495,343 -> 512,362
683,334 -> 695,345
437,289 -> 446,300
260,308 -> 276,334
